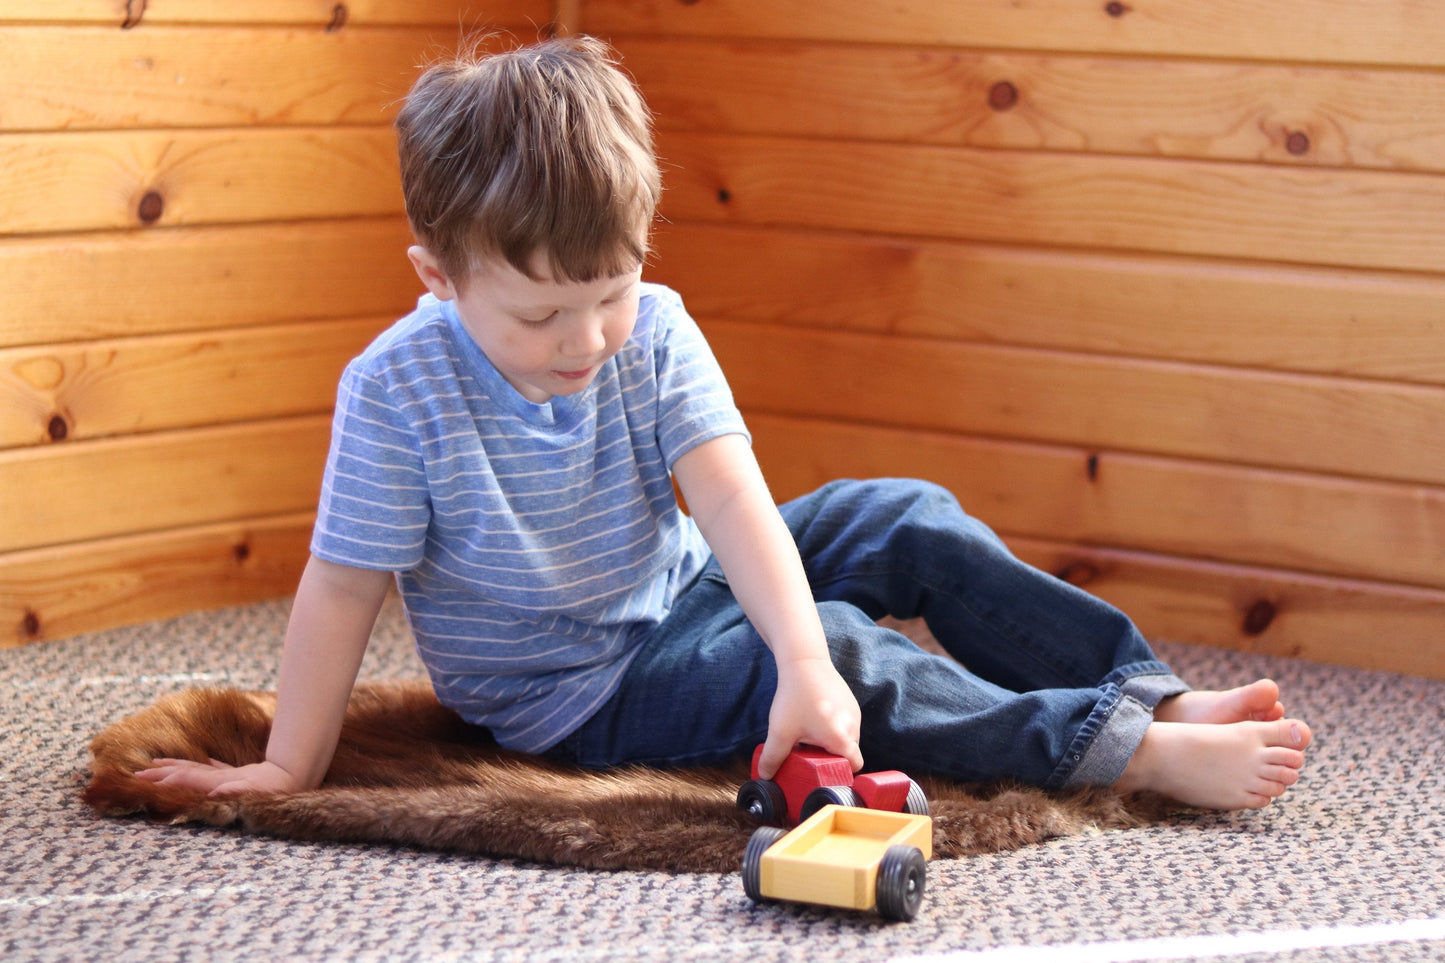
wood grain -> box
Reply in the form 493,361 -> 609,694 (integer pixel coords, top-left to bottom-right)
0,219 -> 420,348
746,412 -> 1445,592
586,0 -> 1445,68
1,128 -> 403,234
658,132 -> 1445,275
0,1 -> 551,28
0,0 -> 499,644
707,319 -> 1445,487
1,26 -> 446,131
0,513 -> 312,647
0,317 -> 390,448
0,416 -> 331,553
8,0 -> 1442,658
1007,535 -> 1445,680
649,224 -> 1445,387
625,38 -> 1445,175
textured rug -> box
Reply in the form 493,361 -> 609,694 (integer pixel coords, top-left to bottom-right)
13,597 -> 1445,963
81,678 -> 1171,872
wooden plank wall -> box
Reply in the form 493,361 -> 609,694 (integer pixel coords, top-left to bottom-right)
577,0 -> 1445,677
0,1 -> 552,645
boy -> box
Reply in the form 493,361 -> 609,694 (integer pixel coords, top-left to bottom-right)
141,37 -> 1309,811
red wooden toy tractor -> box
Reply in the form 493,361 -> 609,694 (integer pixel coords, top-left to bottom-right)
736,745 -> 930,826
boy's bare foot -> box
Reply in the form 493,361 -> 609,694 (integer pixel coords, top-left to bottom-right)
1116,717 -> 1311,810
1154,679 -> 1285,725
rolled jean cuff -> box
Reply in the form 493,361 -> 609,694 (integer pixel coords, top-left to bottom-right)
1119,666 -> 1191,708
1057,668 -> 1190,789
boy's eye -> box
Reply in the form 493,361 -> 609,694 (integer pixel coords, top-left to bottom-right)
518,312 -> 557,327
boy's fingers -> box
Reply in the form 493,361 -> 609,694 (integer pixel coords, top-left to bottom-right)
757,731 -> 863,781
815,729 -> 863,772
755,734 -> 793,781
839,737 -> 864,772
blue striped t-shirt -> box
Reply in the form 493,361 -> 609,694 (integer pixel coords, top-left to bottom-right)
310,283 -> 749,753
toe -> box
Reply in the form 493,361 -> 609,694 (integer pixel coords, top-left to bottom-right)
1269,719 -> 1311,750
1252,701 -> 1286,722
1262,764 -> 1300,788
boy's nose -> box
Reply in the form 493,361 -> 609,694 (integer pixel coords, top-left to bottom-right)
564,317 -> 608,358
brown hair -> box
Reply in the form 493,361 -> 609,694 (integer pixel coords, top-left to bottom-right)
395,35 -> 660,287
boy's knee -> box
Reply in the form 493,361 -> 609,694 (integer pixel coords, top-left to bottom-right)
816,477 -> 961,519
815,600 -> 878,637
815,601 -> 916,672
816,601 -> 881,664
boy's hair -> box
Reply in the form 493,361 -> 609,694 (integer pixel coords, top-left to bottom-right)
395,35 -> 661,287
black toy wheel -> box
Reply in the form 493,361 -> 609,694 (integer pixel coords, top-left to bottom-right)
799,785 -> 864,823
903,779 -> 931,817
742,826 -> 786,903
737,779 -> 789,825
875,844 -> 927,922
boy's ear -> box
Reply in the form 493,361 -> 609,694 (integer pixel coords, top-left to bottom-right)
407,245 -> 458,301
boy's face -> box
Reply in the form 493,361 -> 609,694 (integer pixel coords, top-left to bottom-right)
409,246 -> 642,404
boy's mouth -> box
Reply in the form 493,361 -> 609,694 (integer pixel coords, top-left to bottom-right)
553,366 -> 594,381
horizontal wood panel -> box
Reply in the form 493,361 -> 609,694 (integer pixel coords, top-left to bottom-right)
1006,536 -> 1445,680
658,132 -> 1445,275
650,224 -> 1445,387
710,320 -> 1445,487
0,415 -> 331,552
0,317 -> 388,448
0,219 -> 420,348
625,38 -> 1445,175
0,1 -> 551,27
0,512 -> 312,647
1,127 -> 402,235
746,413 -> 1445,591
588,0 -> 1445,68
1,26 -> 451,131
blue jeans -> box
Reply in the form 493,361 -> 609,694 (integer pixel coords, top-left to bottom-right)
550,479 -> 1187,790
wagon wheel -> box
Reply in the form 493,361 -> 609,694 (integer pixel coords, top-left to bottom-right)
741,826 -> 787,904
875,845 -> 927,922
736,779 -> 789,825
903,779 -> 931,817
799,785 -> 864,823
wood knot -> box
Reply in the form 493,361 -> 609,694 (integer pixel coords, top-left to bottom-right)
1104,1 -> 1131,16
326,4 -> 348,31
137,190 -> 164,224
122,0 -> 147,28
47,414 -> 69,442
1086,453 -> 1100,481
988,81 -> 1019,112
1054,562 -> 1100,587
716,187 -> 732,204
233,541 -> 252,563
1242,599 -> 1277,636
21,610 -> 42,640
1285,131 -> 1311,155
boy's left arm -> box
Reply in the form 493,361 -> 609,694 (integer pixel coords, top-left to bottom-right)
672,433 -> 863,780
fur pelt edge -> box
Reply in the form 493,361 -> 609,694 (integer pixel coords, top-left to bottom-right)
82,681 -> 1169,873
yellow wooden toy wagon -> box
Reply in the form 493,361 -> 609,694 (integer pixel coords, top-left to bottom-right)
741,804 -> 933,922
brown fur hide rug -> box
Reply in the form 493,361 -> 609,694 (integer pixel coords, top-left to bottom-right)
83,680 -> 1173,873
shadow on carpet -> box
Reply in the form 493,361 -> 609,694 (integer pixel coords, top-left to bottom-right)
82,680 -> 1175,873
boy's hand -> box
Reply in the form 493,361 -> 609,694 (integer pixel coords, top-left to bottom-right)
758,656 -> 863,779
134,758 -> 302,797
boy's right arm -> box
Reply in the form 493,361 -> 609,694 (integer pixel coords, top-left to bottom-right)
135,555 -> 392,796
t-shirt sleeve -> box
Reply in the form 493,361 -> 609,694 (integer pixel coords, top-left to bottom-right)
309,361 -> 431,572
649,289 -> 751,467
